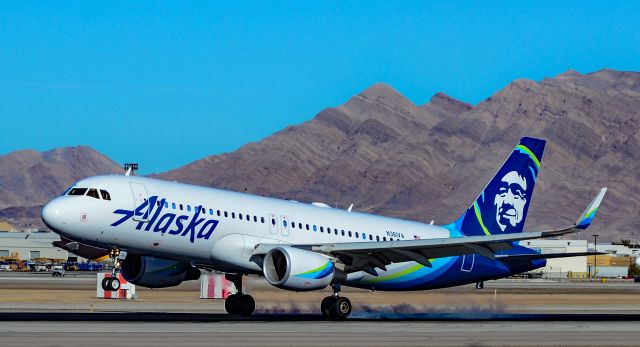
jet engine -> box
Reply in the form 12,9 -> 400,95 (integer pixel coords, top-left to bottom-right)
120,255 -> 200,288
262,246 -> 344,291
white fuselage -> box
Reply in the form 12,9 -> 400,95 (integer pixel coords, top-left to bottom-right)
42,175 -> 451,276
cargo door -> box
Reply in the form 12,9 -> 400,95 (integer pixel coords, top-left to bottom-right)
461,254 -> 474,272
130,182 -> 150,222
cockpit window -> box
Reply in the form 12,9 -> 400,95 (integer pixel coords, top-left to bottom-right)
68,188 -> 87,196
61,185 -> 75,196
100,190 -> 111,201
86,188 -> 100,199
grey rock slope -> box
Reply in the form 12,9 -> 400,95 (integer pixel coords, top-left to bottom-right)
0,146 -> 122,210
158,69 -> 640,240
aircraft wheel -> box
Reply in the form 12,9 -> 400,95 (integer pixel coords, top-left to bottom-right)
333,297 -> 352,319
101,277 -> 111,291
225,294 -> 241,315
320,296 -> 335,318
239,295 -> 255,316
108,277 -> 121,291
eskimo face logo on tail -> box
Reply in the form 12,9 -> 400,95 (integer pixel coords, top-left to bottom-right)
110,196 -> 219,243
494,171 -> 528,231
479,147 -> 539,234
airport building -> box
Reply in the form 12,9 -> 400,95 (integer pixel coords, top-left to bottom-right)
0,231 -> 69,260
519,239 -> 588,278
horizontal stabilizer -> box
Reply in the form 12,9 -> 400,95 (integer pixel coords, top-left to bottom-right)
496,251 -> 607,261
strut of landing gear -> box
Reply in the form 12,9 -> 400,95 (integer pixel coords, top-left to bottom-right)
101,248 -> 123,292
321,284 -> 352,320
224,274 -> 256,316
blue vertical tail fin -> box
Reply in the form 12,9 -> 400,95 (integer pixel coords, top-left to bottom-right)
453,137 -> 546,236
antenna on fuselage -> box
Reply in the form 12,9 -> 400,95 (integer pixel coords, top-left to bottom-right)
347,204 -> 353,212
124,163 -> 139,176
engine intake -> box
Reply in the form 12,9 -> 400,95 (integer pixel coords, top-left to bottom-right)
121,255 -> 200,288
263,246 -> 343,291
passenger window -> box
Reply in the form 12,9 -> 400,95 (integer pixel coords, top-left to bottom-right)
376,235 -> 379,241
334,229 -> 338,235
180,204 -> 183,210
254,216 -> 257,222
187,205 -> 192,212
164,202 -> 168,208
298,223 -> 302,229
355,232 -> 359,239
383,237 -> 387,241
86,189 -> 100,199
100,190 -> 111,201
283,220 -> 287,228
217,210 -> 221,216
201,207 -> 205,214
239,213 -> 243,220
172,203 -> 176,209
369,234 -> 373,241
271,218 -> 276,226
209,209 -> 213,215
232,212 -> 235,219
224,211 -> 228,217
313,225 -> 317,232
291,222 -> 296,229
246,215 -> 250,221
320,226 -> 324,233
261,217 -> 265,223
348,231 -> 352,237
306,224 -> 309,230
68,188 -> 87,196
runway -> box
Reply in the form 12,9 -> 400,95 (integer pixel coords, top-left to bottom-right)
2,313 -> 640,346
3,273 -> 640,346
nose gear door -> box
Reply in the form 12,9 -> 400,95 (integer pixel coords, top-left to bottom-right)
130,182 -> 150,222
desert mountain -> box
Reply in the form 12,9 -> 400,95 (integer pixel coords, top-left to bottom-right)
0,146 -> 122,211
159,69 -> 640,240
2,69 -> 638,240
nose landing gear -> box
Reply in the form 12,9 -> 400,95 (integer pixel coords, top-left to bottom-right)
101,247 -> 125,292
224,274 -> 256,316
321,284 -> 352,319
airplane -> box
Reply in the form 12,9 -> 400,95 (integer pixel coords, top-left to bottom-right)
41,137 -> 607,319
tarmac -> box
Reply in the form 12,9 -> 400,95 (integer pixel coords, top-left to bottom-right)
2,272 -> 640,346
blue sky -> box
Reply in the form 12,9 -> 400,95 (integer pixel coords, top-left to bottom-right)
1,1 -> 638,174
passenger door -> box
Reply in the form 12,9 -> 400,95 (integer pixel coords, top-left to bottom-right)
130,182 -> 150,222
268,213 -> 278,235
280,215 -> 290,236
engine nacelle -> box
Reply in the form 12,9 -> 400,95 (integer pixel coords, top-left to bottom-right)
120,255 -> 200,288
263,246 -> 342,291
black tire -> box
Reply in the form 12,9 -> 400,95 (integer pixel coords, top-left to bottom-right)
239,295 -> 256,316
321,296 -> 335,318
101,277 -> 111,291
333,297 -> 352,319
225,294 -> 241,315
108,277 -> 121,291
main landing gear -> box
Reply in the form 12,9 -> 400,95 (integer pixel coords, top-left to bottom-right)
101,248 -> 123,292
224,274 -> 256,316
321,284 -> 352,320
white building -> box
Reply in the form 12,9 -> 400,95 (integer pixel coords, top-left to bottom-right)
518,239 -> 588,278
0,231 -> 69,260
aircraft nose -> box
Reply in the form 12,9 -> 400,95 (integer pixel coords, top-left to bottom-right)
41,198 -> 67,231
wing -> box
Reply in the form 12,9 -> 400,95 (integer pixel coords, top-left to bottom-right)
253,188 -> 607,276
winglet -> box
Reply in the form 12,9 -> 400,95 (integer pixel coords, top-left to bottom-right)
575,187 -> 607,229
